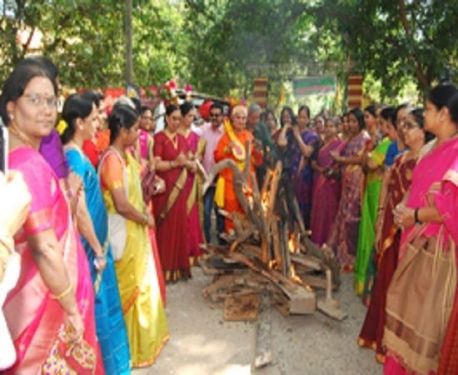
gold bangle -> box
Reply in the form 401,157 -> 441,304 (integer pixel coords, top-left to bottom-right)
51,283 -> 73,300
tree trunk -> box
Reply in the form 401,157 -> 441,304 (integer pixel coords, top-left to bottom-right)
125,0 -> 134,85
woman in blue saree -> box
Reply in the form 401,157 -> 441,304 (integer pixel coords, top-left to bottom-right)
61,94 -> 131,374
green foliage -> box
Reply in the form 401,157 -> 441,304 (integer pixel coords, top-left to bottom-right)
1,0 -> 456,103
311,0 -> 458,99
183,0 -> 316,97
0,0 -> 185,89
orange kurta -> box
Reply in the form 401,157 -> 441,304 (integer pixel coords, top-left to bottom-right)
214,130 -> 262,230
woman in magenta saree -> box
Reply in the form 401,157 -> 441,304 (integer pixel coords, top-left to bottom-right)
310,118 -> 344,246
0,63 -> 102,374
5,148 -> 103,374
326,108 -> 370,270
385,85 -> 458,375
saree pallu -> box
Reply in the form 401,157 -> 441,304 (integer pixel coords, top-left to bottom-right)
66,148 -> 131,374
134,131 -> 167,302
100,149 -> 169,367
153,131 -> 191,281
183,131 -> 204,263
358,155 -> 416,362
5,146 -> 103,374
355,138 -> 392,295
286,129 -> 320,229
310,138 -> 344,246
213,130 -> 262,231
327,132 -> 370,267
384,229 -> 456,375
384,138 -> 458,374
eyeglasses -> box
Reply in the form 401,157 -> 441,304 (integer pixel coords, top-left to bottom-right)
22,93 -> 58,108
403,121 -> 419,130
141,116 -> 154,121
210,113 -> 222,118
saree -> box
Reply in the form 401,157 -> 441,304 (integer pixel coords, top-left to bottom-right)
4,146 -> 103,374
65,147 -> 131,374
214,130 -> 262,231
384,137 -> 458,374
39,128 -> 70,179
286,129 -> 320,229
327,131 -> 370,268
153,131 -> 190,281
354,137 -> 392,294
100,148 -> 169,367
137,128 -> 154,162
183,131 -> 204,263
310,138 -> 345,246
358,154 -> 416,362
134,131 -> 166,303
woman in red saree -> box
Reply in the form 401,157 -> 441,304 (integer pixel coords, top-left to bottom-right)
179,102 -> 204,263
358,108 -> 429,363
153,104 -> 196,282
386,85 -> 458,374
0,62 -> 103,373
310,117 -> 344,246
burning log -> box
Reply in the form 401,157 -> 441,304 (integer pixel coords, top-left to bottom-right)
202,147 -> 345,321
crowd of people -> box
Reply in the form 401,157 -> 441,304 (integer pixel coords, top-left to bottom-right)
0,55 -> 458,375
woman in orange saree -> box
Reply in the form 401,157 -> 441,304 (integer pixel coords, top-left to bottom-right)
1,62 -> 103,373
214,105 -> 262,232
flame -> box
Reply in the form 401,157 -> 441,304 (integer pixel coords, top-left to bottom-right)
268,259 -> 277,269
289,264 -> 303,284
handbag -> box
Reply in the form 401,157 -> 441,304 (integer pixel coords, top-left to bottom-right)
384,226 -> 457,374
141,169 -> 156,203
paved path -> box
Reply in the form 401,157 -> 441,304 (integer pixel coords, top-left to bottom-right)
134,268 -> 381,375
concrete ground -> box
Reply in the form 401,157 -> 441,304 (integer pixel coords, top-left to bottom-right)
134,268 -> 381,375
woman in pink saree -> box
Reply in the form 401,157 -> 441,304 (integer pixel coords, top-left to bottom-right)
0,62 -> 103,373
386,84 -> 458,375
326,108 -> 370,270
310,117 -> 345,246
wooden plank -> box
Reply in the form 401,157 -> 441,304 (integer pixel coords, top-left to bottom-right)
224,293 -> 260,321
270,217 -> 282,269
253,294 -> 273,369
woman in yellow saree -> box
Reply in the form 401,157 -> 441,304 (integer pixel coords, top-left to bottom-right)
99,104 -> 168,368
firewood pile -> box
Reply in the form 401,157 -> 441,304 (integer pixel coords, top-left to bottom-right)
202,146 -> 347,322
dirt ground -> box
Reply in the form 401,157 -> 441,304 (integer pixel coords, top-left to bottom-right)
134,267 -> 381,375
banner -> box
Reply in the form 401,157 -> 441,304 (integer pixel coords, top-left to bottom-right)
293,76 -> 336,97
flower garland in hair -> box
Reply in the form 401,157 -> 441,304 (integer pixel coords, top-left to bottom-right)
159,79 -> 179,106
184,84 -> 193,101
56,119 -> 68,135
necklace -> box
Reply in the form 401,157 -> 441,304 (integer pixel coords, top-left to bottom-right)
165,129 -> 178,149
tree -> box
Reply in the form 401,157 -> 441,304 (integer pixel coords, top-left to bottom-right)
183,0 -> 316,97
311,0 -> 458,99
0,0 -> 186,88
